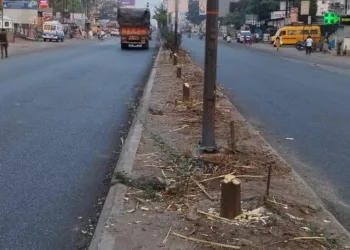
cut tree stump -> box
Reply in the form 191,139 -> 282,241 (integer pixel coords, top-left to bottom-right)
230,121 -> 236,152
220,174 -> 242,219
183,82 -> 190,102
177,65 -> 182,78
173,54 -> 178,66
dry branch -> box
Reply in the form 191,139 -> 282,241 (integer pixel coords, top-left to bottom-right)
171,232 -> 240,249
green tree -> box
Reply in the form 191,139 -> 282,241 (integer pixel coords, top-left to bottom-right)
99,0 -> 119,20
153,3 -> 167,28
223,11 -> 245,28
310,0 -> 317,22
246,0 -> 279,20
186,0 -> 206,25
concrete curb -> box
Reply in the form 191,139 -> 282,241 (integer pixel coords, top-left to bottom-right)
88,46 -> 162,250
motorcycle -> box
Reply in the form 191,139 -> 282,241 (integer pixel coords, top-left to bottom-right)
188,33 -> 191,38
226,35 -> 232,43
296,41 -> 306,51
98,34 -> 105,41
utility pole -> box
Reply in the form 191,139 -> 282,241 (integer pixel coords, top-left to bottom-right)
200,0 -> 219,152
1,2 -> 4,30
174,0 -> 179,52
285,0 -> 289,25
72,0 -> 74,21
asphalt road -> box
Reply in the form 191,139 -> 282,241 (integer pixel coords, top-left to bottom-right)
183,37 -> 350,230
0,38 -> 156,249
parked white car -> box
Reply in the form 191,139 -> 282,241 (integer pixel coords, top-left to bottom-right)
110,29 -> 120,37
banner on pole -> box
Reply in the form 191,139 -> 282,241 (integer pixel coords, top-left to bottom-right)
199,0 -> 206,15
300,0 -> 310,15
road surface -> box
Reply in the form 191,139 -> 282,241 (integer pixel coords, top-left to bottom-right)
183,37 -> 350,230
0,39 -> 156,249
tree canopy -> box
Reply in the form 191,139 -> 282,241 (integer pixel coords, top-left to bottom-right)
99,0 -> 119,20
186,0 -> 206,25
245,0 -> 279,20
153,3 -> 168,28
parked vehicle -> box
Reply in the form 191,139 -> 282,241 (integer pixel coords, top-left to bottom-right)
117,8 -> 151,49
237,31 -> 252,43
110,28 -> 120,37
270,25 -> 321,45
42,21 -> 64,42
295,41 -> 306,51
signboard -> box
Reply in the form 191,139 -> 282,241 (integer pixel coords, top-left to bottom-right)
324,12 -> 340,24
120,0 -> 135,7
280,1 -> 286,11
3,0 -> 38,9
300,0 -> 310,15
341,15 -> 350,25
39,0 -> 48,8
271,11 -> 286,20
199,0 -> 206,15
167,0 -> 188,13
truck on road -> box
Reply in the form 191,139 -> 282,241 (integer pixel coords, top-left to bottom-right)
117,8 -> 151,49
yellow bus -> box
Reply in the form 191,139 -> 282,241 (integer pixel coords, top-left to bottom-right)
271,25 -> 321,45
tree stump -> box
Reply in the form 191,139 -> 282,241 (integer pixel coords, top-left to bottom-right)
230,121 -> 236,152
220,174 -> 242,219
177,65 -> 182,78
173,54 -> 178,66
183,83 -> 190,102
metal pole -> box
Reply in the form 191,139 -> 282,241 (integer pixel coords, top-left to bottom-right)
285,0 -> 289,25
174,0 -> 179,52
2,7 -> 4,30
200,0 -> 218,152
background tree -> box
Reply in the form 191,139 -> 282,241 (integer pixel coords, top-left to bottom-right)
223,11 -> 245,28
186,0 -> 206,25
246,0 -> 279,20
153,3 -> 167,28
99,0 -> 119,20
310,0 -> 317,22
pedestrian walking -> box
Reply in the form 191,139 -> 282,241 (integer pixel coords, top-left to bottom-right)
89,30 -> 93,40
306,35 -> 313,55
82,30 -> 86,39
274,36 -> 281,51
0,29 -> 8,59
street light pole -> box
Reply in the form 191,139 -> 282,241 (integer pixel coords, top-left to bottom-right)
200,0 -> 219,152
174,0 -> 179,52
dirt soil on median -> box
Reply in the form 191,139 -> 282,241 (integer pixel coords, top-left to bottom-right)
111,47 -> 350,250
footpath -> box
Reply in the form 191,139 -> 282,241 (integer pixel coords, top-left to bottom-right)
220,39 -> 350,70
89,45 -> 350,250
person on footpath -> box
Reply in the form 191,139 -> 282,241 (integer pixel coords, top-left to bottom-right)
0,29 -> 8,59
274,36 -> 281,51
89,29 -> 93,40
306,35 -> 313,55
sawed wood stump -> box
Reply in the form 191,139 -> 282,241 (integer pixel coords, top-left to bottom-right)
173,53 -> 178,66
230,121 -> 236,152
220,174 -> 242,219
183,83 -> 190,102
177,65 -> 182,78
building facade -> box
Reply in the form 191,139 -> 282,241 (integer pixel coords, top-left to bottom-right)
317,0 -> 330,16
